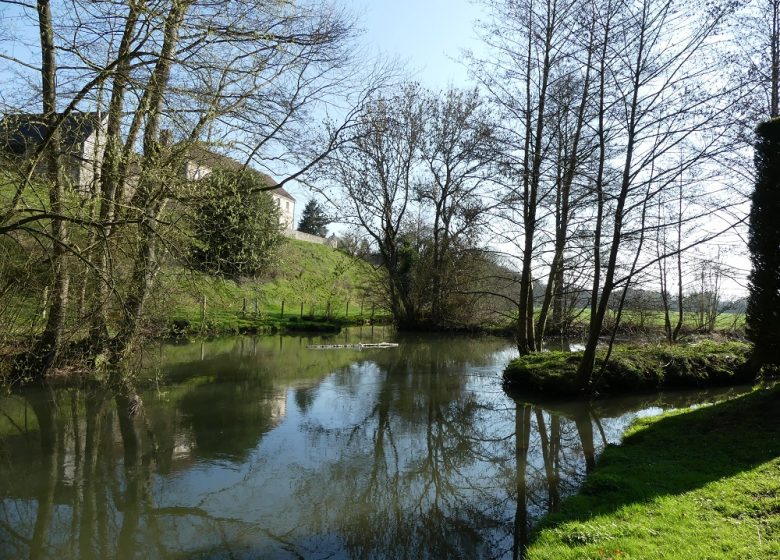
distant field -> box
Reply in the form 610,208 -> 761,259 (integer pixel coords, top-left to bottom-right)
538,306 -> 745,334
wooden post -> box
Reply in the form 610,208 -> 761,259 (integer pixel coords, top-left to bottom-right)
281,300 -> 285,318
201,295 -> 207,325
242,297 -> 247,317
41,286 -> 49,319
360,299 -> 364,318
345,300 -> 349,319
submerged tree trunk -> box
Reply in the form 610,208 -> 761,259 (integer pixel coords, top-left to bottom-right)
512,403 -> 532,560
28,389 -> 59,560
115,383 -> 145,560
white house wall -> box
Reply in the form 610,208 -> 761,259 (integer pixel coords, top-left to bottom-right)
273,194 -> 295,230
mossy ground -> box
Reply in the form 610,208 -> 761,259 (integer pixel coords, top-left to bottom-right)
526,386 -> 780,559
504,341 -> 753,395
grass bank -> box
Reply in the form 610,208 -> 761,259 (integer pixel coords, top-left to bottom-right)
503,341 -> 753,395
154,239 -> 390,336
526,386 -> 780,559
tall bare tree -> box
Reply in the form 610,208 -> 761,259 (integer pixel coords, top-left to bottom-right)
0,0 -> 377,375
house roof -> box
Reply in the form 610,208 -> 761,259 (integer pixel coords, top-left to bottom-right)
186,143 -> 295,201
0,112 -> 103,153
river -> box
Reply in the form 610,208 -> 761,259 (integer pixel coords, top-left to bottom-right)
0,330 -> 748,559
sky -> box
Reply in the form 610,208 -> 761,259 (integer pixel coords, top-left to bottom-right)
343,0 -> 484,89
289,0 -> 487,217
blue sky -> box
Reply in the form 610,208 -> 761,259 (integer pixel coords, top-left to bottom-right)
290,0 -> 487,218
342,0 -> 485,89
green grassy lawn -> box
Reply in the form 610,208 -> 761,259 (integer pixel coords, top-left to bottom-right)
564,308 -> 746,334
604,308 -> 745,332
150,239 -> 390,334
504,341 -> 753,395
527,386 -> 780,559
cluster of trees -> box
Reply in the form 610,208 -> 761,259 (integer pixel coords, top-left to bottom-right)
0,0 -> 776,384
317,85 -> 506,328
312,0 -> 778,388
0,0 -> 385,377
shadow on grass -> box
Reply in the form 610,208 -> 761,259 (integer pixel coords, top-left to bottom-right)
532,386 -> 780,536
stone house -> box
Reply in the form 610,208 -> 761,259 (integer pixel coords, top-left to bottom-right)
183,144 -> 296,230
0,115 -> 296,229
0,112 -> 107,195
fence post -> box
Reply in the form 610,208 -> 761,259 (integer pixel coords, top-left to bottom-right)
41,286 -> 49,319
242,297 -> 247,317
201,295 -> 207,325
281,300 -> 285,318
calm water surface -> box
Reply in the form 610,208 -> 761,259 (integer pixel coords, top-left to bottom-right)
0,330 -> 748,559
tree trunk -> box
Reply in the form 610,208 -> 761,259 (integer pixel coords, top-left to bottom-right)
31,0 -> 70,375
535,23 -> 594,350
111,0 -> 189,361
90,0 -> 144,347
577,2 -> 645,392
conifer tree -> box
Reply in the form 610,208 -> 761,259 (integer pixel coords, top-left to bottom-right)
746,119 -> 780,368
298,199 -> 330,236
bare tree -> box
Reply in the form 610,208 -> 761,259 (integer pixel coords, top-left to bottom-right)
574,0 -> 733,390
321,85 -> 424,327
416,88 -> 501,325
473,0 -> 588,354
0,0 -> 378,375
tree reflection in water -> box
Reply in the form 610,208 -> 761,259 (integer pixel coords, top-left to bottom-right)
0,334 -> 749,559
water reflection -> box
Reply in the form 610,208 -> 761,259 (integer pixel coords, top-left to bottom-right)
0,333 -> 748,559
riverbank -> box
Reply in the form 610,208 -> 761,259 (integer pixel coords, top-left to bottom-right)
503,340 -> 753,395
150,238 -> 394,336
526,386 -> 780,559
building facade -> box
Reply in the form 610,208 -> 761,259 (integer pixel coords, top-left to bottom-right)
0,112 -> 107,195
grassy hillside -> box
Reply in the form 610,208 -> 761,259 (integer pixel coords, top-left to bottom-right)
148,239 -> 388,335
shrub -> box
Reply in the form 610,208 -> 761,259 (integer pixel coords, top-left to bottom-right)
191,169 -> 284,279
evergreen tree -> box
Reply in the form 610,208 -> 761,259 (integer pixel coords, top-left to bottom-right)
192,169 -> 283,279
746,119 -> 780,368
298,199 -> 330,236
